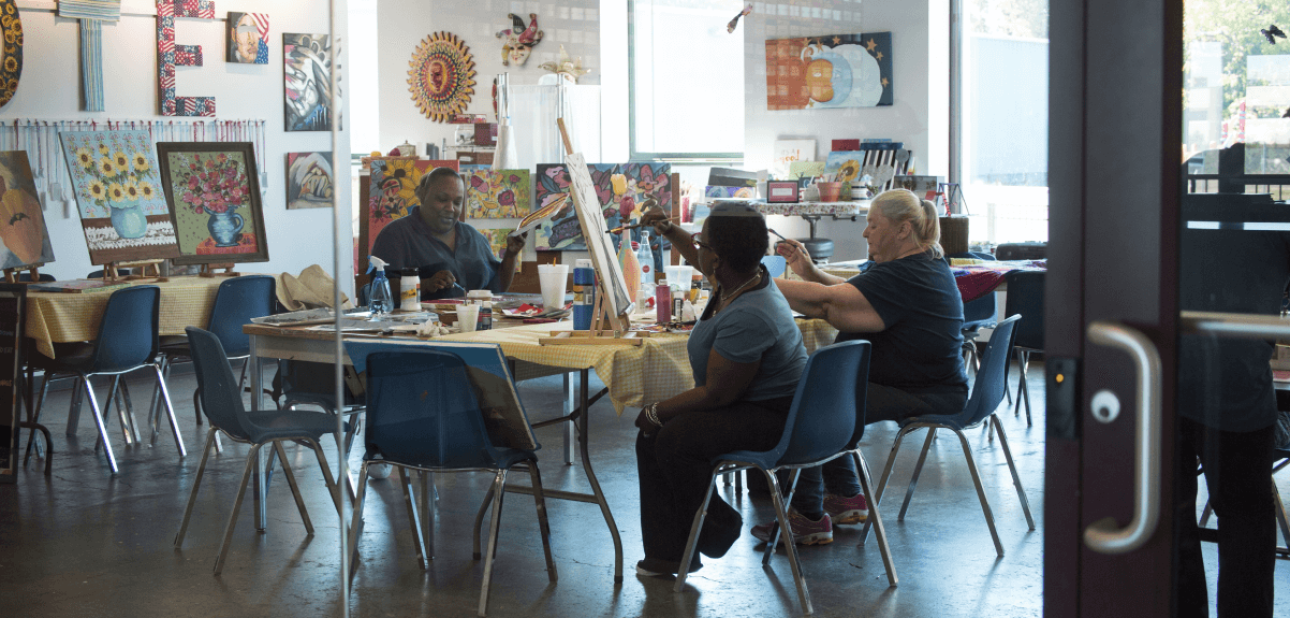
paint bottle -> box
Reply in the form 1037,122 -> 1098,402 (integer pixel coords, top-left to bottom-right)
656,282 -> 672,323
572,259 -> 596,330
398,269 -> 421,312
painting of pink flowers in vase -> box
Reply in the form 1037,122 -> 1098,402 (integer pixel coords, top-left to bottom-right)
59,131 -> 181,264
156,142 -> 268,265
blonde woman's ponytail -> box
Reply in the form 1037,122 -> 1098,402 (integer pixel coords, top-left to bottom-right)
919,199 -> 943,259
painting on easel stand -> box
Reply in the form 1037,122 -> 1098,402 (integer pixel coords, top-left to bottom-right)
59,131 -> 181,264
765,32 -> 893,110
533,162 -> 672,251
156,142 -> 268,266
0,152 -> 55,270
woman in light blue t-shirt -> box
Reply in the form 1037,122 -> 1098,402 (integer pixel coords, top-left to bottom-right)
632,201 -> 807,577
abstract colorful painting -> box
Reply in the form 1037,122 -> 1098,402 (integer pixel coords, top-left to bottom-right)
156,142 -> 268,265
0,0 -> 24,109
533,162 -> 671,251
704,185 -> 755,199
227,12 -> 269,64
765,32 -> 892,111
284,33 -> 336,132
286,152 -> 332,209
466,169 -> 530,219
0,152 -> 54,269
408,31 -> 476,123
59,130 -> 181,264
362,158 -> 461,257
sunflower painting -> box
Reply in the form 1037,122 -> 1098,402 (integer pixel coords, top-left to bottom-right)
358,157 -> 459,277
824,151 -> 865,185
0,0 -> 22,109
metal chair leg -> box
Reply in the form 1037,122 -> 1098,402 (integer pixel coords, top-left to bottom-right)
273,441 -> 313,534
478,469 -> 509,618
81,377 -> 118,473
861,424 -> 916,545
953,428 -> 1004,557
102,375 -> 131,446
1273,481 -> 1290,551
347,462 -> 371,569
420,470 -> 435,561
899,429 -> 937,521
992,414 -> 1036,530
176,427 -> 219,547
1015,350 -> 1032,424
762,469 -> 802,564
766,468 -> 813,615
24,371 -> 53,465
67,375 -> 84,437
472,483 -> 495,560
854,451 -> 897,586
118,379 -> 141,444
303,438 -> 341,514
398,466 -> 429,569
525,460 -> 557,582
214,443 -> 262,575
676,469 -> 721,589
152,364 -> 187,457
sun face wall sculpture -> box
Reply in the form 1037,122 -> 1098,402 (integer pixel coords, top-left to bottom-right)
407,32 -> 476,122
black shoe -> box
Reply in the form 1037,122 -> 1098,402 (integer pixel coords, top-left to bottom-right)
697,513 -> 743,559
635,556 -> 703,578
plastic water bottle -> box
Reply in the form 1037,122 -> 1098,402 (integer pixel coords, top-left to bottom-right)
367,256 -> 393,316
637,230 -> 654,285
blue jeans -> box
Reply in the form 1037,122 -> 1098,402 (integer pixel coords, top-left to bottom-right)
790,382 -> 967,519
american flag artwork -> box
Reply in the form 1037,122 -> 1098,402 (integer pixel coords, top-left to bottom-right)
228,12 -> 270,65
156,0 -> 217,117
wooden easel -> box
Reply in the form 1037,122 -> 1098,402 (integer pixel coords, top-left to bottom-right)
198,262 -> 241,278
99,259 -> 168,282
3,263 -> 45,284
541,277 -> 651,346
537,118 -> 640,346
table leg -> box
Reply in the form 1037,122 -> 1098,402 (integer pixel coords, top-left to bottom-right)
249,335 -> 267,532
576,368 -> 623,583
562,373 -> 575,465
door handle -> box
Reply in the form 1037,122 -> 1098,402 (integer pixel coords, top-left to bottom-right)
1083,321 -> 1162,555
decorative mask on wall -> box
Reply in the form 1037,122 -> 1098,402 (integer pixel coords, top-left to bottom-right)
495,13 -> 542,67
539,45 -> 590,84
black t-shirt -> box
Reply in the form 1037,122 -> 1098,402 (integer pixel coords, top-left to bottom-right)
835,251 -> 968,392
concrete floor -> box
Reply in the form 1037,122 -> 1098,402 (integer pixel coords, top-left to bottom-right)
1,359 -> 1287,617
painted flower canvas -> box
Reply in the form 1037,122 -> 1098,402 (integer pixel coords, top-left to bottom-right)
358,158 -> 459,277
156,142 -> 268,265
533,162 -> 671,251
59,130 -> 180,264
0,151 -> 54,269
466,169 -> 530,219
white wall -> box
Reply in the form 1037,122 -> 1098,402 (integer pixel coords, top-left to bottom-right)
1,1 -> 352,289
744,0 -> 946,262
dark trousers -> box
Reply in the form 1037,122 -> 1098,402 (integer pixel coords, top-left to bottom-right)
1175,417 -> 1275,618
636,397 -> 792,562
790,382 -> 966,518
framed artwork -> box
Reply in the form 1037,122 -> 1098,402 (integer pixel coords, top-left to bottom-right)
284,33 -> 337,132
533,162 -> 672,251
227,12 -> 269,64
0,152 -> 54,269
772,140 -> 815,179
358,157 -> 459,277
156,142 -> 268,265
59,130 -> 181,264
466,169 -> 531,219
704,185 -> 755,199
286,152 -> 333,209
765,32 -> 893,110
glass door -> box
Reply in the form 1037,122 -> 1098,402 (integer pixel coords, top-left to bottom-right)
1047,0 -> 1289,616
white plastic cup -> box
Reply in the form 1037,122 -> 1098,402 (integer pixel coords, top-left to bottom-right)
537,264 -> 570,311
457,304 -> 481,333
664,265 -> 694,288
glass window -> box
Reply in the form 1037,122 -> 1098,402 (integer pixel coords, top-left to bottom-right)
629,0 -> 744,159
956,0 -> 1050,245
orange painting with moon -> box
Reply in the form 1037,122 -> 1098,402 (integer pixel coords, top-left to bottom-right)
765,32 -> 892,111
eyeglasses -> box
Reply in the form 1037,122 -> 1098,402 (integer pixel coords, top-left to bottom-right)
691,234 -> 712,252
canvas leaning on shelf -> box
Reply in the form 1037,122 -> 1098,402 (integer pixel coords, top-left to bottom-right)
156,142 -> 269,265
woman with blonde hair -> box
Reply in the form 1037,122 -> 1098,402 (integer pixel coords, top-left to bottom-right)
750,188 -> 967,546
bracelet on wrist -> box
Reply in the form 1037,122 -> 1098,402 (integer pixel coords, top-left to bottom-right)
646,403 -> 663,428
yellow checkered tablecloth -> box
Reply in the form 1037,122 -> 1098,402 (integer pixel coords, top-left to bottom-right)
436,318 -> 840,414
26,276 -> 231,359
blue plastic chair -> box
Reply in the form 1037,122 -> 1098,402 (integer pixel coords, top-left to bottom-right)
674,341 -> 897,614
174,327 -> 345,575
16,272 -> 55,282
860,314 -> 1034,557
152,275 -> 276,430
347,348 -> 555,617
26,286 -> 184,473
949,252 -> 999,373
1003,271 -> 1045,425
761,255 -> 787,279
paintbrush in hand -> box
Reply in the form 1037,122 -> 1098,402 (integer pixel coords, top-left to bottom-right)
610,216 -> 680,234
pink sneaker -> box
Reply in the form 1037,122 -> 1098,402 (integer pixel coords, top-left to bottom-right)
751,508 -> 833,546
823,493 -> 869,524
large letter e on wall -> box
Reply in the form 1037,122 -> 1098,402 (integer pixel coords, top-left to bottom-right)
156,0 -> 216,116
